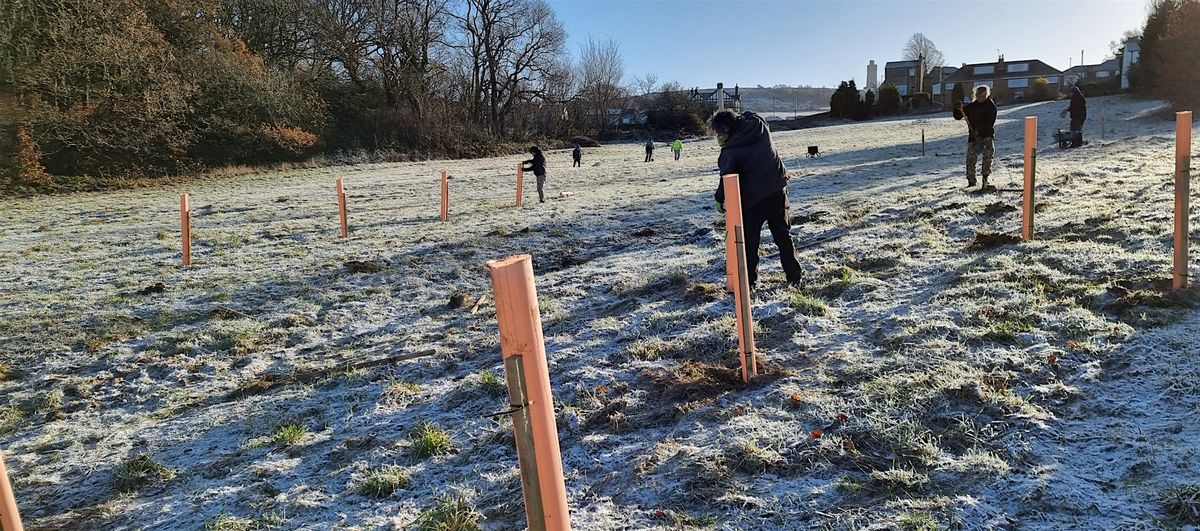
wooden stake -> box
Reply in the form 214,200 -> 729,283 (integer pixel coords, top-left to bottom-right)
0,451 -> 24,531
180,193 -> 191,266
722,174 -> 745,293
488,255 -> 570,531
516,164 -> 524,208
1022,116 -> 1037,241
440,170 -> 449,221
336,178 -> 348,239
922,129 -> 926,157
1101,111 -> 1106,140
1175,111 -> 1192,291
503,355 -> 545,531
733,225 -> 757,383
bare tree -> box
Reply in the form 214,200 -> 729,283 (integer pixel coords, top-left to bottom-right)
454,0 -> 567,134
902,32 -> 944,92
633,72 -> 658,96
578,36 -> 625,136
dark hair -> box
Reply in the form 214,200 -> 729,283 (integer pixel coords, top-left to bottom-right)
707,109 -> 739,136
528,145 -> 540,153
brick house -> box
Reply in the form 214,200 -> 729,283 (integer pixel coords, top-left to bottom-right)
942,57 -> 1064,103
883,60 -> 920,97
1063,59 -> 1121,88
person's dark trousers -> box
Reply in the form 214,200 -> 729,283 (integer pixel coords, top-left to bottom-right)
536,174 -> 546,202
645,151 -> 652,162
1070,116 -> 1085,147
739,190 -> 803,287
573,159 -> 581,167
674,150 -> 681,160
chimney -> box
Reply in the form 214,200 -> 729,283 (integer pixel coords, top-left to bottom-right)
717,82 -> 725,110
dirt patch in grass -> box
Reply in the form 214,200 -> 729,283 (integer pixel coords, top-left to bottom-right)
642,360 -> 786,404
344,260 -> 384,274
967,232 -> 1021,251
982,202 -> 1018,216
1101,277 -> 1198,327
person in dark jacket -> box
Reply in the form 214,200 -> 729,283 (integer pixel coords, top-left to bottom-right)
708,109 -> 803,289
572,144 -> 582,167
953,85 -> 999,188
644,139 -> 655,162
522,146 -> 547,203
1061,85 -> 1087,147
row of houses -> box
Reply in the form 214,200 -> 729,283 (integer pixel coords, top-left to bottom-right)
878,40 -> 1137,104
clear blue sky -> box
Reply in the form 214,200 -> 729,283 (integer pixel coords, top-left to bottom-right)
548,0 -> 1148,89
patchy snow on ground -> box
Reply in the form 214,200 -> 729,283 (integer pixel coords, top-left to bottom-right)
1,95 -> 1199,530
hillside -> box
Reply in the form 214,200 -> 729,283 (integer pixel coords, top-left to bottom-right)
0,96 -> 1198,530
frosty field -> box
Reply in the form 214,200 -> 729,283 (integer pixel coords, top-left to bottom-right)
2,95 -> 1199,530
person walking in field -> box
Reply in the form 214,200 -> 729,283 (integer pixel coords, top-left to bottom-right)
522,146 -> 548,203
572,143 -> 582,167
1061,84 -> 1087,148
644,138 -> 655,162
953,85 -> 998,189
672,139 -> 683,160
708,109 -> 803,289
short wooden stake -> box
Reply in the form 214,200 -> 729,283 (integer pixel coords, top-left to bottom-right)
180,193 -> 191,266
1022,116 -> 1037,241
0,451 -> 24,531
1175,111 -> 1192,291
336,178 -> 349,239
921,129 -> 926,156
440,170 -> 449,221
1101,111 -> 1106,140
516,164 -> 524,208
488,255 -> 570,531
733,225 -> 758,383
722,174 -> 745,293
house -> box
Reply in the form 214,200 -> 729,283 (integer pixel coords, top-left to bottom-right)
1063,59 -> 1120,87
1121,39 -> 1141,90
927,66 -> 959,100
942,56 -> 1064,103
690,82 -> 742,111
883,60 -> 920,97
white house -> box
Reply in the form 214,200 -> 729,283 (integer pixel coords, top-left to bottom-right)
1121,39 -> 1141,91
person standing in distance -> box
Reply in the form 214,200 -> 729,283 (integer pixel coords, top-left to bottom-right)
1061,84 -> 1087,148
672,138 -> 683,160
953,85 -> 998,188
572,143 -> 582,167
644,138 -> 655,162
709,109 -> 803,289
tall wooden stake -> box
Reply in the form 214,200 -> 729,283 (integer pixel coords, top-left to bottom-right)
488,255 -> 571,531
516,164 -> 524,208
1175,111 -> 1192,291
733,225 -> 758,383
1022,116 -> 1037,241
336,178 -> 349,239
440,170 -> 449,221
722,174 -> 744,293
921,129 -> 926,156
1101,111 -> 1106,140
0,452 -> 24,531
180,193 -> 191,266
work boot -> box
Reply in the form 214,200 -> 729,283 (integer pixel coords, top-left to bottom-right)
967,176 -> 977,187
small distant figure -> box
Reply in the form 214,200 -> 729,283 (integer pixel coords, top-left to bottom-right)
708,109 -> 803,290
953,85 -> 998,189
1061,85 -> 1087,148
522,146 -> 547,203
572,143 -> 582,167
644,139 -> 654,162
672,139 -> 683,160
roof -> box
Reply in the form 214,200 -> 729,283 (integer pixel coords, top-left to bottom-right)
1064,59 -> 1120,74
944,59 -> 1063,83
884,60 -> 920,69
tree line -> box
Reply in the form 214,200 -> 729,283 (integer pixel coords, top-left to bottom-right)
0,0 -> 712,185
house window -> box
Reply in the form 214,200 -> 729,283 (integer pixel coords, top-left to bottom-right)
1008,78 -> 1029,88
1014,91 -> 1026,99
1097,71 -> 1111,78
974,65 -> 995,75
945,83 -> 954,91
1008,63 -> 1030,73
1046,76 -> 1060,83
898,85 -> 909,95
908,68 -> 915,76
933,84 -> 941,95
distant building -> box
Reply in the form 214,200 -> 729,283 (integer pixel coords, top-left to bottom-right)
1121,39 -> 1141,91
883,60 -> 921,97
690,82 -> 742,111
942,56 -> 1064,103
1064,58 -> 1120,87
866,60 -> 879,91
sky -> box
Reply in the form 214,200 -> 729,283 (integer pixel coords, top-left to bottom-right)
547,0 -> 1148,89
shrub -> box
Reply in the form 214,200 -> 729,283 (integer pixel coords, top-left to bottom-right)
879,84 -> 902,115
14,128 -> 51,187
